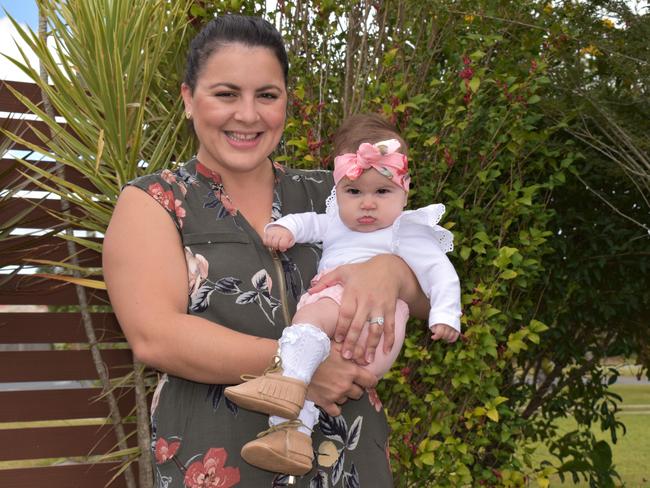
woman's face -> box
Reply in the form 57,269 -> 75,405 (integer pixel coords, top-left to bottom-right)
336,169 -> 407,232
181,43 -> 287,176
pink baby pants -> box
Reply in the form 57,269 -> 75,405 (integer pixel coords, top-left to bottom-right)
296,274 -> 410,378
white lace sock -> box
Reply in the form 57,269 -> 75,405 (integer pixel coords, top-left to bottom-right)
278,323 -> 330,384
270,400 -> 319,436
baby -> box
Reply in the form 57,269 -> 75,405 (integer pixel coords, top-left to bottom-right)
225,114 -> 461,476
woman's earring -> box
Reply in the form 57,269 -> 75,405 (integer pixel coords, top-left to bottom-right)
185,111 -> 192,120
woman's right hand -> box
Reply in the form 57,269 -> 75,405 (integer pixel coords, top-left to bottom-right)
307,342 -> 377,416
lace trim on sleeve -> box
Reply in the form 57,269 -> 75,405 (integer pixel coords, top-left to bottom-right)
325,186 -> 338,217
392,204 -> 454,254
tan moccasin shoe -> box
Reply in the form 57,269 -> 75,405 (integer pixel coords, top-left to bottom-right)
224,372 -> 307,419
241,420 -> 313,476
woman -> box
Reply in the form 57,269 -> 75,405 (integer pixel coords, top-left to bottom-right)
103,14 -> 428,487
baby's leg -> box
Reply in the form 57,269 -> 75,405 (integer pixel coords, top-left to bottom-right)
292,297 -> 340,338
230,299 -> 340,475
363,300 -> 410,378
265,301 -> 338,431
259,300 -> 339,473
269,298 -> 339,431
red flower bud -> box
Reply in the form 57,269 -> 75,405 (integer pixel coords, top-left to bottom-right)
459,67 -> 474,80
443,147 -> 455,167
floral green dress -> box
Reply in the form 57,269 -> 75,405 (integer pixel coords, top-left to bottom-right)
127,159 -> 394,488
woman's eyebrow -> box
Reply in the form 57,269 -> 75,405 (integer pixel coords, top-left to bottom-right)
204,82 -> 283,92
256,84 -> 283,92
206,82 -> 239,90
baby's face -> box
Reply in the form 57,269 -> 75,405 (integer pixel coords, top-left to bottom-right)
336,168 -> 407,232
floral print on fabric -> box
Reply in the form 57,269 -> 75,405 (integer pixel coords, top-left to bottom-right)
162,169 -> 189,196
203,183 -> 237,219
150,374 -> 169,416
205,384 -> 238,414
176,166 -> 200,190
186,248 -> 209,297
155,437 -> 181,464
195,162 -> 238,218
367,388 -> 383,413
184,448 -> 240,488
278,252 -> 306,301
311,411 -> 363,486
152,437 -> 240,487
147,182 -> 187,228
188,261 -> 282,325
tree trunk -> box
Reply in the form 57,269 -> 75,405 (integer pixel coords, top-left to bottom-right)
38,9 -> 137,488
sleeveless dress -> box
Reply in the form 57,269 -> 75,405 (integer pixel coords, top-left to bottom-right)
127,158 -> 394,488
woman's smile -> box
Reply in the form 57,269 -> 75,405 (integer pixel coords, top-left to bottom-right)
225,131 -> 263,147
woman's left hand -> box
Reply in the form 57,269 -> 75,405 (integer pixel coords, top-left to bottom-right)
309,254 -> 409,364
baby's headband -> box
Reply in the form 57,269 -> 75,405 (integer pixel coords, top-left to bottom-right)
333,139 -> 410,192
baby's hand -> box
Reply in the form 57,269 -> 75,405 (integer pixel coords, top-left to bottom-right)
430,323 -> 460,343
263,225 -> 295,252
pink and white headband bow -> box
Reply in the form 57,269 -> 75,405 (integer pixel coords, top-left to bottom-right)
333,138 -> 410,192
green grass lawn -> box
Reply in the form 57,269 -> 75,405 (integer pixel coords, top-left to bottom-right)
529,383 -> 650,487
611,384 -> 650,406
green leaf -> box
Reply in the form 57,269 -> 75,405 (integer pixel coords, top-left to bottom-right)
25,259 -> 102,276
591,441 -> 613,471
460,246 -> 471,260
383,47 -> 399,66
58,234 -> 103,253
34,273 -> 107,290
469,77 -> 480,93
486,307 -> 501,318
469,49 -> 486,61
529,320 -> 549,333
486,408 -> 499,422
494,396 -> 509,405
474,231 -> 491,244
507,338 -> 527,354
500,269 -> 518,280
419,452 -> 435,466
428,421 -> 442,436
473,406 -> 487,416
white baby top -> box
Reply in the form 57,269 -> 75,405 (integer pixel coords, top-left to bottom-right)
267,195 -> 461,332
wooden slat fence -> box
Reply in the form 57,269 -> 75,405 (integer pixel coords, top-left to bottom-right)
0,80 -> 138,488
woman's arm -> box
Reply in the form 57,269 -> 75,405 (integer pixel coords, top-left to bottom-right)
103,186 -> 278,383
309,254 -> 429,364
103,186 -> 376,414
